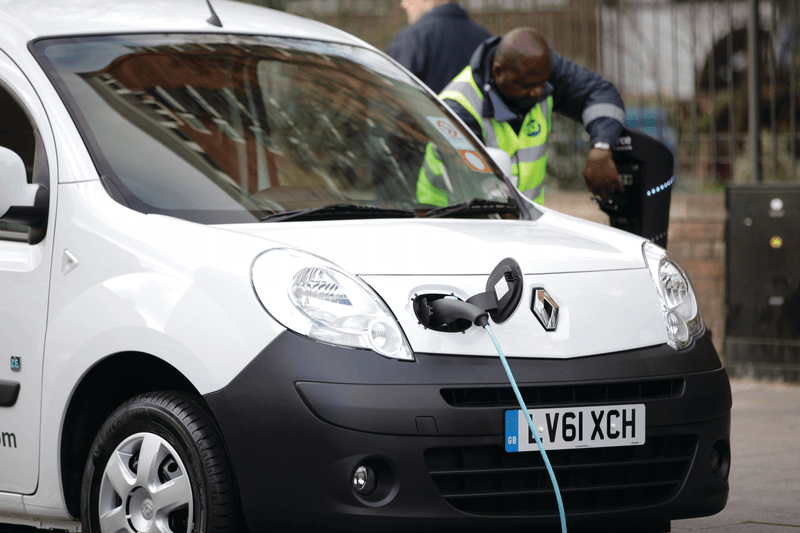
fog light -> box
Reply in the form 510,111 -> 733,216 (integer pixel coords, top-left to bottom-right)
710,447 -> 721,473
353,465 -> 377,495
710,440 -> 730,481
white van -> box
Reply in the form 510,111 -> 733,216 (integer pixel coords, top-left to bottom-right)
0,1 -> 730,532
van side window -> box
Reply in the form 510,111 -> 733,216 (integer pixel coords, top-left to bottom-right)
0,84 -> 43,240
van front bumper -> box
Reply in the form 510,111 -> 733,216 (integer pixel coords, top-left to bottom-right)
205,330 -> 730,533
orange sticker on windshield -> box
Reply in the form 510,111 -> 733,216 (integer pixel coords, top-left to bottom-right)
458,150 -> 492,173
436,119 -> 459,138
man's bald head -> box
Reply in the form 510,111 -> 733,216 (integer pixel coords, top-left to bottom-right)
495,28 -> 550,73
491,28 -> 552,113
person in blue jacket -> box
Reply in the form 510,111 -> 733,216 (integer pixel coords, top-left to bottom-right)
386,0 -> 492,94
440,28 -> 626,203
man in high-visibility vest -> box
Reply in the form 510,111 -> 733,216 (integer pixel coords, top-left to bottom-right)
428,27 -> 625,206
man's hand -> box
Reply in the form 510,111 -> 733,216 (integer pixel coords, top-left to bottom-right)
583,147 -> 623,202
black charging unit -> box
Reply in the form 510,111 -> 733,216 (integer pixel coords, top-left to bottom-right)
596,126 -> 675,249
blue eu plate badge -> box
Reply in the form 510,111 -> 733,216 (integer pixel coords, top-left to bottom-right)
505,410 -> 520,452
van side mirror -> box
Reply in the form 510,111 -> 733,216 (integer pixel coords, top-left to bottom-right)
0,146 -> 48,227
485,147 -> 516,187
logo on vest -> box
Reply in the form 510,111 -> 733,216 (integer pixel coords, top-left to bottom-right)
525,120 -> 542,137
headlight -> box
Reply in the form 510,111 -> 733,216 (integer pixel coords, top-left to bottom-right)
251,248 -> 414,361
642,242 -> 704,349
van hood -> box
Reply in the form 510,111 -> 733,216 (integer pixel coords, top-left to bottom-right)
217,211 -> 646,276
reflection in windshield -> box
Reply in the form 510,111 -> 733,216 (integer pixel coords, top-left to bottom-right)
36,35 -> 514,223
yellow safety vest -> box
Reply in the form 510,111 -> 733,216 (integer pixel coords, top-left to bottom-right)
440,66 -> 552,204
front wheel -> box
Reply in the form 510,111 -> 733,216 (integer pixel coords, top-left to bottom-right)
81,391 -> 237,533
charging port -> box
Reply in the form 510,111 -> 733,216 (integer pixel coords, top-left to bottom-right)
413,294 -> 472,333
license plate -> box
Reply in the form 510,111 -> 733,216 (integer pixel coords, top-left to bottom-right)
505,404 -> 645,452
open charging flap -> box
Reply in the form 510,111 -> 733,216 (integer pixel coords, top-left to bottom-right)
414,258 -> 524,330
470,257 -> 524,324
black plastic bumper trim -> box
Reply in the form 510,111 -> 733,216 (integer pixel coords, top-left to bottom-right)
204,329 -> 729,532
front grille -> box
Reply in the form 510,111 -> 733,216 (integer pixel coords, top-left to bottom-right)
440,379 -> 684,408
424,435 -> 697,516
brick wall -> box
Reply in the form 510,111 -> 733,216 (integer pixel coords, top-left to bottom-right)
546,192 -> 727,360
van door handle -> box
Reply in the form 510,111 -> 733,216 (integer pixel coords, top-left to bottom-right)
0,380 -> 20,407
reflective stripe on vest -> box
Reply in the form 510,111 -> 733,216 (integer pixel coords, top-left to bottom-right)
440,78 -> 499,148
581,102 -> 626,125
440,67 -> 551,204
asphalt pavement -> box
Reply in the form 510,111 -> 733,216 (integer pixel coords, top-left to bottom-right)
672,377 -> 800,532
1,377 -> 798,533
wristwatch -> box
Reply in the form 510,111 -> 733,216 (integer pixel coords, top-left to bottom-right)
592,141 -> 612,151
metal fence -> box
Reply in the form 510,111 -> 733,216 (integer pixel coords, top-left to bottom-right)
242,0 -> 799,192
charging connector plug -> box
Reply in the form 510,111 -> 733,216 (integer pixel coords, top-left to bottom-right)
428,297 -> 489,328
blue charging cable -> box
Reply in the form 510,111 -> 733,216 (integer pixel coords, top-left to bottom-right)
485,323 -> 567,533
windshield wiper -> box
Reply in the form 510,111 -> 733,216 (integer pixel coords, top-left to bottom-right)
260,204 -> 415,222
423,198 -> 520,218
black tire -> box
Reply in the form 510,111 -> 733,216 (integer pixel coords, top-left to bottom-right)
80,391 -> 237,533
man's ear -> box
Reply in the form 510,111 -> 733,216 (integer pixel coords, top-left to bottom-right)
491,62 -> 503,84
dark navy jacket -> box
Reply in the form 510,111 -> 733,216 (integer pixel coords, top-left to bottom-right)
444,36 -> 625,146
386,3 -> 492,94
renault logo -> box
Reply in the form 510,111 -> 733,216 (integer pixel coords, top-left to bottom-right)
142,500 -> 154,519
531,288 -> 559,331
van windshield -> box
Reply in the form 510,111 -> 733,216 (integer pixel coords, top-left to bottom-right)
34,34 -> 518,224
